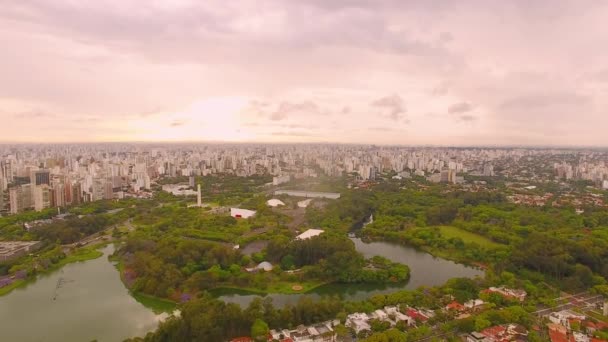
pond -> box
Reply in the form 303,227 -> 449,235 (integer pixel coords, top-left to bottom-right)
0,245 -> 167,342
0,238 -> 484,340
217,238 -> 484,307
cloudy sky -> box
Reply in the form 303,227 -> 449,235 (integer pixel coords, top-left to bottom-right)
1,0 -> 607,146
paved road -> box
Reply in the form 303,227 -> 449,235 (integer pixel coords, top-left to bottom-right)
534,293 -> 604,316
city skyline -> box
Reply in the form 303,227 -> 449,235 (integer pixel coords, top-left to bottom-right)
2,1 -> 608,146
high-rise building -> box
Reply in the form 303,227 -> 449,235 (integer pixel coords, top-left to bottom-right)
197,183 -> 202,207
483,164 -> 494,177
64,180 -> 73,205
53,183 -> 66,207
72,182 -> 83,205
104,181 -> 114,200
33,185 -> 51,212
13,176 -> 31,186
440,169 -> 450,183
143,174 -> 151,190
32,170 -> 51,186
448,170 -> 457,184
9,184 -> 33,214
92,178 -> 105,201
358,165 -> 375,180
1,160 -> 13,183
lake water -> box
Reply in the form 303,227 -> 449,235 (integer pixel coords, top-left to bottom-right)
217,238 -> 484,307
0,245 -> 167,342
0,238 -> 484,340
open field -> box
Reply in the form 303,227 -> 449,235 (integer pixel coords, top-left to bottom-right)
132,292 -> 178,313
438,226 -> 502,249
213,280 -> 329,295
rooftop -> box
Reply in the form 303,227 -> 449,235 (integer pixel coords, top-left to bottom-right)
295,229 -> 325,240
0,241 -> 41,257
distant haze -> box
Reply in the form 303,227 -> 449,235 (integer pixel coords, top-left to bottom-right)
1,1 -> 607,146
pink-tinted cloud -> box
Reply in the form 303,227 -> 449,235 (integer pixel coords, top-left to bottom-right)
0,0 -> 607,145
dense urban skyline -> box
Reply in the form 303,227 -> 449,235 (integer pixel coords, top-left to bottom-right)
5,2 -> 608,342
2,1 -> 608,146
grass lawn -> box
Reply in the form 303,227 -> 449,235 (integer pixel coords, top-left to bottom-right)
216,280 -> 329,295
0,279 -> 26,296
132,292 -> 178,313
57,247 -> 104,266
265,280 -> 327,294
438,226 -> 502,249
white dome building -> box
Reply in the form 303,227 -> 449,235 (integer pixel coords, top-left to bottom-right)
266,199 -> 286,207
256,261 -> 274,272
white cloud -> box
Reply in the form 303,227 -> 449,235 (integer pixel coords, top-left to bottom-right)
0,0 -> 607,145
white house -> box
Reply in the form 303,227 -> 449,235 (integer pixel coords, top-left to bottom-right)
373,309 -> 388,321
346,313 -> 371,333
485,286 -> 527,302
464,299 -> 485,310
548,310 -> 586,330
230,208 -> 256,219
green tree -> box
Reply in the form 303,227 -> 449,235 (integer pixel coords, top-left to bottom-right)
251,319 -> 269,342
474,317 -> 491,332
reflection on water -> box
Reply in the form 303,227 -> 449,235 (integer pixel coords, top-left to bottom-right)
0,238 -> 484,340
0,245 -> 166,342
217,238 -> 484,307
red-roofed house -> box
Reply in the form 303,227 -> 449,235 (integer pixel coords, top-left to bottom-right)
405,308 -> 429,322
549,329 -> 569,342
481,325 -> 507,341
230,337 -> 253,342
446,301 -> 466,312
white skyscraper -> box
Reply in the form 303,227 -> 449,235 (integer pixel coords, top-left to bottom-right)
197,183 -> 202,207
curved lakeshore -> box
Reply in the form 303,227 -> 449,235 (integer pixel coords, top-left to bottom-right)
0,238 -> 483,341
0,245 -> 170,342
0,245 -> 104,297
216,237 -> 484,307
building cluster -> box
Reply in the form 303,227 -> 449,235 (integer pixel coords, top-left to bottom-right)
230,319 -> 340,342
427,168 -> 466,184
459,289 -> 531,342
345,305 -> 434,333
482,287 -> 527,302
555,160 -> 608,188
464,324 -> 529,342
507,191 -> 608,209
545,309 -> 608,342
3,144 -> 608,215
269,319 -> 341,342
0,241 -> 42,262
507,193 -> 553,206
0,144 -> 506,214
0,146 -> 157,214
445,299 -> 486,316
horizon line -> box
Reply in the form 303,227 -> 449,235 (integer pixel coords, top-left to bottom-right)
0,140 -> 607,150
